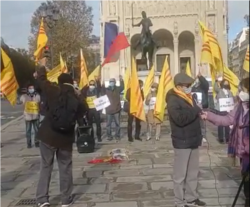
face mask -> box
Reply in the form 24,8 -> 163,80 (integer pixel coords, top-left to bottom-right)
74,84 -> 78,87
183,87 -> 192,94
28,89 -> 35,94
151,88 -> 156,92
239,91 -> 249,102
109,82 -> 115,87
89,85 -> 95,90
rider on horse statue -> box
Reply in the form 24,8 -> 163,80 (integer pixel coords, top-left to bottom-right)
132,11 -> 157,69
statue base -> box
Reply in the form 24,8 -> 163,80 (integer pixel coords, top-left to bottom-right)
136,59 -> 149,71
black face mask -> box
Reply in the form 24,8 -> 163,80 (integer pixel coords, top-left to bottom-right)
223,85 -> 230,90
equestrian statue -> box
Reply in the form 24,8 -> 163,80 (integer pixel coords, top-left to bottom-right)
132,11 -> 158,69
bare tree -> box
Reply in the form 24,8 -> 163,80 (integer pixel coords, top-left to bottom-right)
28,0 -> 94,68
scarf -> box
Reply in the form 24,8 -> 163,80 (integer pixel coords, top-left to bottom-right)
173,87 -> 193,106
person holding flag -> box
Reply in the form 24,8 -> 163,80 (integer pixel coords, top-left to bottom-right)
191,70 -> 209,144
167,73 -> 206,207
126,80 -> 144,142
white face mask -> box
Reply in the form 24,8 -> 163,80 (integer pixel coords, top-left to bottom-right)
151,88 -> 156,92
239,91 -> 249,102
183,86 -> 192,94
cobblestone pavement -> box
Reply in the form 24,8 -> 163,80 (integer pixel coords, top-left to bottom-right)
1,119 -> 245,207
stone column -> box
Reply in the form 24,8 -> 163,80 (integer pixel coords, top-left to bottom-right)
173,38 -> 179,75
194,37 -> 200,76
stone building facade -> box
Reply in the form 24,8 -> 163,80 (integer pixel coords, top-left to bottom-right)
228,27 -> 249,78
100,0 -> 229,82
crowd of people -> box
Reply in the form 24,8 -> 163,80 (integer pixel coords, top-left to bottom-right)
17,61 -> 249,207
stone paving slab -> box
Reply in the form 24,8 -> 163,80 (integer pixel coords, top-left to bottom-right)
1,120 -> 244,207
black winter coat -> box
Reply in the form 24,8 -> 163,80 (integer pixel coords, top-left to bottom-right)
166,89 -> 202,149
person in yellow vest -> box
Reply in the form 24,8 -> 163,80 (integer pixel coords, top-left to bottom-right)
20,83 -> 41,148
81,79 -> 102,142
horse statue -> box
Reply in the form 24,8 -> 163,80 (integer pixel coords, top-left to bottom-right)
132,11 -> 157,69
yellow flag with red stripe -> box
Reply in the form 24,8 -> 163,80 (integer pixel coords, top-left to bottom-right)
79,49 -> 88,89
47,64 -> 62,83
143,65 -> 155,98
200,41 -> 217,98
0,48 -> 19,105
199,21 -> 224,72
243,45 -> 249,72
154,56 -> 173,122
223,66 -> 239,96
34,18 -> 48,61
130,57 -> 146,122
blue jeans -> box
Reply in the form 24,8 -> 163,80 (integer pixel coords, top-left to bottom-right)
25,120 -> 39,146
106,113 -> 120,139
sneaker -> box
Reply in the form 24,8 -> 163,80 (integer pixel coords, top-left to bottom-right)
146,137 -> 151,141
97,138 -> 102,143
62,197 -> 73,207
27,145 -> 32,149
202,138 -> 207,143
38,202 -> 50,207
35,143 -> 40,148
187,199 -> 206,206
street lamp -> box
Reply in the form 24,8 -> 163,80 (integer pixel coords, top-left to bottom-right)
39,3 -> 60,68
67,55 -> 77,79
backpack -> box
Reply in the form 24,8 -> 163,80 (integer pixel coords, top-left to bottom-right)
49,90 -> 79,133
76,116 -> 95,153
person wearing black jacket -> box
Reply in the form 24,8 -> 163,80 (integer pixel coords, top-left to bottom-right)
166,73 -> 206,207
81,79 -> 102,142
191,72 -> 209,144
34,66 -> 87,207
126,80 -> 144,142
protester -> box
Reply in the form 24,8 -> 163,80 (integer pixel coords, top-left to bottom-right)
81,79 -> 102,142
201,77 -> 249,207
119,75 -> 124,90
214,78 -> 234,143
126,80 -> 144,142
166,73 -> 206,207
102,78 -> 123,141
19,83 -> 41,148
34,66 -> 87,207
145,82 -> 161,141
191,71 -> 209,144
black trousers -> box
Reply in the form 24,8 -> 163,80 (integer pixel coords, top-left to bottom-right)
88,108 -> 101,139
127,114 -> 141,139
218,126 -> 230,142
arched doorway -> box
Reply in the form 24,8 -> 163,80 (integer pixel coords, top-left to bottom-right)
153,29 -> 174,74
178,31 -> 195,74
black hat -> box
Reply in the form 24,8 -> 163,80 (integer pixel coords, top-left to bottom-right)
58,73 -> 73,85
174,72 -> 194,86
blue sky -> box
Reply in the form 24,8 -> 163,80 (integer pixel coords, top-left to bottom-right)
0,0 -> 249,49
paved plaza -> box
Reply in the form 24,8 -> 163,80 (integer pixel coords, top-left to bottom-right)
1,118 -> 245,207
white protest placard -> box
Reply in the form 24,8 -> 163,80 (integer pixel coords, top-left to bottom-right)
219,97 -> 234,112
149,97 -> 156,109
93,95 -> 111,111
120,100 -> 124,109
191,92 -> 202,104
